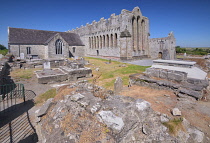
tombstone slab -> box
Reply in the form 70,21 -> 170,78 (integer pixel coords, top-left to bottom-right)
20,53 -> 24,59
114,77 -> 123,94
43,61 -> 51,70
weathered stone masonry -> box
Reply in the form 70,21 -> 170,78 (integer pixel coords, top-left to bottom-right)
69,7 -> 176,60
8,28 -> 85,59
8,6 -> 176,60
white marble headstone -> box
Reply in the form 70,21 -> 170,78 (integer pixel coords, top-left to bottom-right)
20,53 -> 24,59
43,62 -> 51,69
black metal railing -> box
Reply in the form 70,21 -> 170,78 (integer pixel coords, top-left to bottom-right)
0,83 -> 25,114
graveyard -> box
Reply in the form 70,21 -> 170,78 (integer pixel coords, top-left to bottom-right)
0,55 -> 210,142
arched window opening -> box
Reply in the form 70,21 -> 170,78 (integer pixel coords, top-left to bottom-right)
106,34 -> 109,47
73,47 -> 76,53
137,16 -> 140,50
132,17 -> 137,51
91,37 -> 94,49
110,34 -> 113,47
94,36 -> 96,49
89,37 -> 91,49
114,33 -> 118,47
97,36 -> 99,48
141,20 -> 145,50
55,39 -> 63,54
100,36 -> 102,48
103,35 -> 105,47
26,47 -> 31,54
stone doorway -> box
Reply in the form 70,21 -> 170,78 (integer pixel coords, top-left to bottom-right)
96,50 -> 99,56
158,52 -> 162,59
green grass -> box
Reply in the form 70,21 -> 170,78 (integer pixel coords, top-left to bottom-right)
162,118 -> 184,136
85,57 -> 150,90
35,88 -> 56,104
115,64 -> 149,75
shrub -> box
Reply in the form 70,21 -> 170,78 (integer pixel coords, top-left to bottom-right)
0,49 -> 8,56
162,118 -> 185,136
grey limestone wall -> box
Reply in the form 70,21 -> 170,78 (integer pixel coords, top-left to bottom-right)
9,44 -> 46,59
149,32 -> 176,60
68,7 -> 150,59
48,34 -> 68,59
146,67 -> 187,82
69,46 -> 85,58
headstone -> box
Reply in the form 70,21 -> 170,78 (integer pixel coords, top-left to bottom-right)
20,53 -> 24,59
43,61 -> 51,69
184,53 -> 187,57
0,54 -> 3,59
114,77 -> 123,94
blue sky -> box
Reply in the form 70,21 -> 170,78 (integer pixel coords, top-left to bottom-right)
0,0 -> 210,48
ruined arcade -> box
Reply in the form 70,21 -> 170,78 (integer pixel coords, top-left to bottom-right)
8,7 -> 176,60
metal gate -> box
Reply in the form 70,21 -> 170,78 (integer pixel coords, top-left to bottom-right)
0,83 -> 25,114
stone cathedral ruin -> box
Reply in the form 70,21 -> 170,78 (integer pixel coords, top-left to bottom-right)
8,7 -> 176,60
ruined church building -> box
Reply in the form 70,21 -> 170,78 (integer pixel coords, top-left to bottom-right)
69,6 -> 176,60
8,7 -> 176,60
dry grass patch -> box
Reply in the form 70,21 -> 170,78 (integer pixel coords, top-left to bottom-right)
120,85 -> 176,114
186,58 -> 207,69
85,57 -> 149,90
162,118 -> 185,136
54,85 -> 76,101
10,68 -> 41,81
61,111 -> 113,143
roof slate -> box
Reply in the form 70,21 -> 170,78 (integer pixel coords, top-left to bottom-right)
8,27 -> 84,46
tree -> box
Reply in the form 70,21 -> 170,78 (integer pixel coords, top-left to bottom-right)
175,46 -> 186,53
0,44 -> 6,50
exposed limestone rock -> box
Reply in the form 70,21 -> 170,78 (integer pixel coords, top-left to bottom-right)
187,128 -> 204,143
135,99 -> 151,111
37,98 -> 53,117
97,111 -> 124,131
90,103 -> 101,114
172,108 -> 182,116
160,114 -> 170,122
70,93 -> 85,101
129,74 -> 208,100
35,83 -> 207,143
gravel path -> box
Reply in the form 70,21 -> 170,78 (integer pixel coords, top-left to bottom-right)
124,59 -> 153,66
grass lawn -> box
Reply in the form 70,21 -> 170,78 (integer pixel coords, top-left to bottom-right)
85,57 -> 150,90
10,68 -> 41,82
35,88 -> 56,104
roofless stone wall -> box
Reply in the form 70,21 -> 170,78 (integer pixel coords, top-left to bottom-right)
149,32 -> 176,60
68,7 -> 150,60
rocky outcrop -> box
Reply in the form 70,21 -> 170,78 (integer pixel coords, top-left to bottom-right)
35,82 -> 207,143
129,74 -> 209,100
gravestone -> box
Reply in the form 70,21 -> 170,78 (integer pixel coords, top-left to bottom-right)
20,53 -> 24,59
114,77 -> 123,94
43,61 -> 51,70
0,54 -> 3,59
